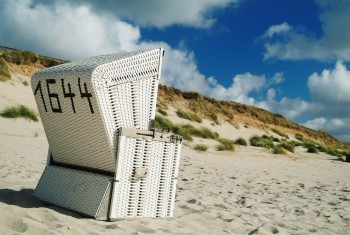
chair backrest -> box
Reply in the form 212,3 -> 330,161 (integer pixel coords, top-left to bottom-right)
31,48 -> 164,173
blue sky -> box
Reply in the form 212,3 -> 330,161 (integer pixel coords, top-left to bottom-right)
1,0 -> 350,141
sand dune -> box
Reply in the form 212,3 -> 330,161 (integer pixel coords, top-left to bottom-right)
1,77 -> 350,234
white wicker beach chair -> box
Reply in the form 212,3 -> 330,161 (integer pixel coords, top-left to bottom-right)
31,48 -> 182,220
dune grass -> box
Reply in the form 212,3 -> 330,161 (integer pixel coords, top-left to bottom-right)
289,140 -> 303,147
271,128 -> 289,139
278,142 -> 295,153
176,109 -> 202,123
154,115 -> 174,130
304,143 -> 318,153
154,115 -> 219,142
1,50 -> 66,67
157,107 -> 168,116
325,147 -> 344,157
273,145 -> 287,155
234,137 -> 247,146
0,57 -> 11,82
194,144 -> 208,152
216,138 -> 235,151
295,133 -> 305,142
250,135 -> 274,149
0,105 -> 38,122
190,126 -> 218,139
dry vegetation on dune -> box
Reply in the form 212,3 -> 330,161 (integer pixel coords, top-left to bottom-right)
0,57 -> 11,81
0,49 -> 67,81
157,84 -> 350,157
157,84 -> 348,149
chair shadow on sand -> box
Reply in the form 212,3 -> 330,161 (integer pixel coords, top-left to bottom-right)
0,188 -> 82,218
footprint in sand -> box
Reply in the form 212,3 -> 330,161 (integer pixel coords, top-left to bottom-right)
186,199 -> 196,204
105,224 -> 120,229
10,219 -> 28,233
264,224 -> 279,234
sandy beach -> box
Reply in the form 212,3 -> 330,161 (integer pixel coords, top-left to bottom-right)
1,75 -> 350,234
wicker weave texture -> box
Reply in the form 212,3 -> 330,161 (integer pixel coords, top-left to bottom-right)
110,135 -> 181,219
34,165 -> 112,219
31,48 -> 163,173
92,49 -> 163,152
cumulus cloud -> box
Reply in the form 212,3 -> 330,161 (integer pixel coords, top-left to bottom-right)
302,61 -> 350,141
261,0 -> 350,61
158,46 -> 213,94
304,117 -> 350,141
256,96 -> 311,120
308,61 -> 350,117
208,73 -> 310,120
0,0 -> 140,59
32,0 -> 239,29
261,22 -> 330,61
209,73 -> 266,104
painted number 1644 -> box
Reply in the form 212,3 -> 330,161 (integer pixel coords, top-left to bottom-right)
33,78 -> 94,114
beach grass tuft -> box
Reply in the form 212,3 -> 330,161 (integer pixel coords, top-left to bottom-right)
216,138 -> 235,151
279,142 -> 295,153
1,105 -> 39,122
0,57 -> 11,82
194,144 -> 208,152
176,109 -> 202,123
234,137 -> 247,146
273,145 -> 287,155
250,135 -> 274,149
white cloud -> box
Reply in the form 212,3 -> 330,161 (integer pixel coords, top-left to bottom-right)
302,61 -> 350,141
308,61 -> 350,117
304,117 -> 350,141
256,94 -> 310,120
207,72 -> 310,120
158,46 -> 213,94
32,0 -> 239,29
209,73 -> 266,105
261,1 -> 350,61
264,22 -> 291,38
0,0 -> 140,60
262,29 -> 331,61
269,72 -> 285,85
